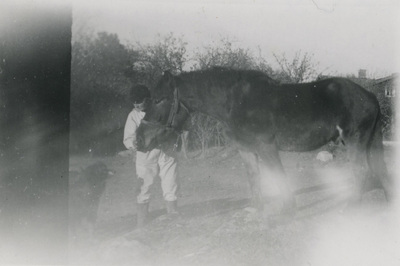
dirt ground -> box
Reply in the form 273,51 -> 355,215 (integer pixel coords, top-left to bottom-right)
69,144 -> 399,266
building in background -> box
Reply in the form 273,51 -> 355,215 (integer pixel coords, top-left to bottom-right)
372,73 -> 398,140
374,74 -> 398,98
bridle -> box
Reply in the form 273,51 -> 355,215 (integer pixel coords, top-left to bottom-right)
166,85 -> 181,128
140,85 -> 190,151
162,85 -> 191,151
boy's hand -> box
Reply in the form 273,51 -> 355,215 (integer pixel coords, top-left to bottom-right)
129,147 -> 137,160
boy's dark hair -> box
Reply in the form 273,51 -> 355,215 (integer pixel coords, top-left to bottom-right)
130,85 -> 151,104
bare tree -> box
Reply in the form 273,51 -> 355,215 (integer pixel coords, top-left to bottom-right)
254,46 -> 275,74
130,33 -> 188,87
273,50 -> 320,83
192,37 -> 273,73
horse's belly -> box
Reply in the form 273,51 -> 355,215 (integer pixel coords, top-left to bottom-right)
275,126 -> 336,152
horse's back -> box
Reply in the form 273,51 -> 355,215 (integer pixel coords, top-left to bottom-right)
231,76 -> 380,152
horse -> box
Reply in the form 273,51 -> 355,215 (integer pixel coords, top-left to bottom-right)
136,67 -> 393,218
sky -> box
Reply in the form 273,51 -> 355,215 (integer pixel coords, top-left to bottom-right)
72,0 -> 400,78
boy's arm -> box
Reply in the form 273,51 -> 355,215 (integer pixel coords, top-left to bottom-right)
123,111 -> 139,151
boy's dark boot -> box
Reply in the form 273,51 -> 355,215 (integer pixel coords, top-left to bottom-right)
136,202 -> 149,228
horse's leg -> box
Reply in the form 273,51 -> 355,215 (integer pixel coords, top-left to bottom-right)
367,119 -> 394,202
345,134 -> 371,206
180,131 -> 189,159
238,150 -> 263,210
256,142 -> 296,216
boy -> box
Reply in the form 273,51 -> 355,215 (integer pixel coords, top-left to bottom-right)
123,85 -> 179,228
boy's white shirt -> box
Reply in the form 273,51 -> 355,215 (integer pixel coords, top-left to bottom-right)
123,108 -> 145,150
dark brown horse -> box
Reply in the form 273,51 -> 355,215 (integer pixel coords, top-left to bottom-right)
136,68 -> 393,216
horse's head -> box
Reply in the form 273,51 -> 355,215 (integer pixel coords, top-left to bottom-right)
136,72 -> 190,152
151,70 -> 176,101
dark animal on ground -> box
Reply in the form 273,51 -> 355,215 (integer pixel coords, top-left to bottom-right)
136,67 -> 393,219
69,161 -> 112,241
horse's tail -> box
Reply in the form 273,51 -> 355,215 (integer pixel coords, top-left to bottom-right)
366,109 -> 393,201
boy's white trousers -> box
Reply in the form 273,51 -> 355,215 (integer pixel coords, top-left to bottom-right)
135,149 -> 178,204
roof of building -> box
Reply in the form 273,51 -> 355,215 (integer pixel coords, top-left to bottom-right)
374,73 -> 399,85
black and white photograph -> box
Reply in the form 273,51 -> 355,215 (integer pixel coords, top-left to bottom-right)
1,0 -> 399,265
